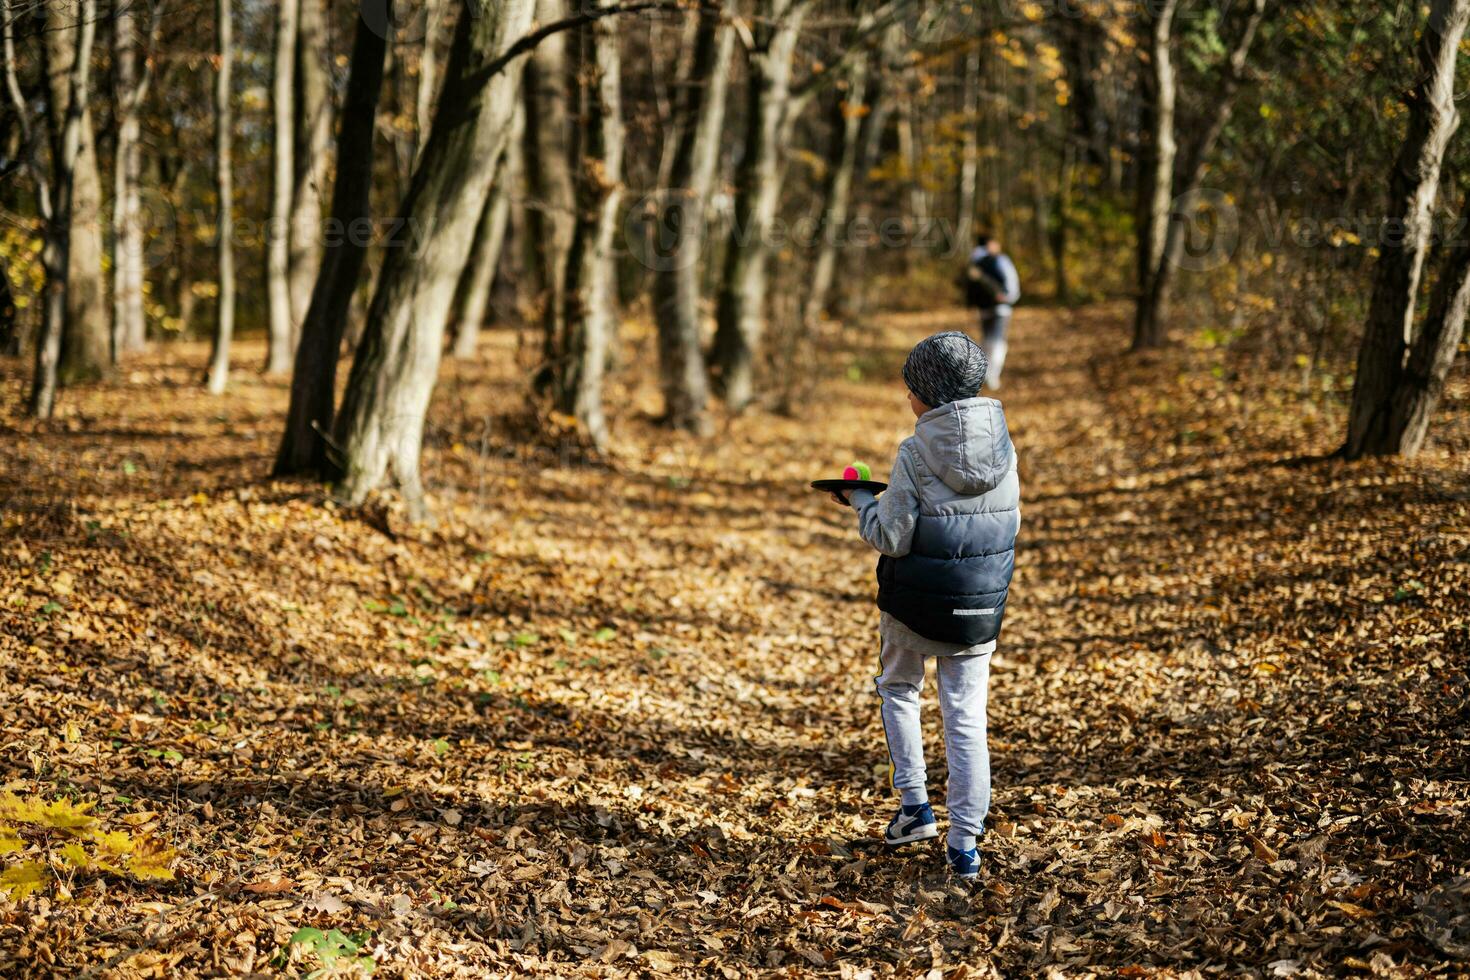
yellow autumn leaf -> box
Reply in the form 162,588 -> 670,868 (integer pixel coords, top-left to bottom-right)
37,799 -> 97,836
1,861 -> 49,902
92,830 -> 136,861
58,842 -> 90,869
0,794 -> 44,825
0,826 -> 22,855
126,836 -> 177,882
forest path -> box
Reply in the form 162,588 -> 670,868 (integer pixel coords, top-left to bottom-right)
1,306 -> 1466,975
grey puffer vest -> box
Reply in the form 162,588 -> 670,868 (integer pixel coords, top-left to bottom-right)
877,398 -> 1020,646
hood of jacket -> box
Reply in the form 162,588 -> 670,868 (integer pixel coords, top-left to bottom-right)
912,397 -> 1013,495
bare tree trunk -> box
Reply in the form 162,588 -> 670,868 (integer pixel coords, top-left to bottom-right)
552,2 -> 625,450
415,0 -> 447,157
655,15 -> 697,190
1052,141 -> 1075,304
30,237 -> 69,418
503,107 -> 530,314
955,47 -> 980,256
1385,199 -> 1470,455
983,75 -> 1001,226
384,27 -> 412,198
1344,0 -> 1470,458
451,162 -> 513,359
1025,67 -> 1050,278
650,0 -> 733,433
275,0 -> 392,476
1130,0 -> 1178,350
683,6 -> 732,287
840,64 -> 892,323
206,0 -> 236,394
1056,12 -> 1109,174
44,0 -> 108,386
521,0 -> 577,379
111,0 -> 159,358
288,0 -> 332,336
0,258 -> 16,356
59,114 -> 107,383
804,51 -> 869,326
4,0 -> 96,418
711,0 -> 806,411
1136,0 -> 1266,344
897,84 -> 928,239
333,0 -> 535,515
111,3 -> 138,359
266,0 -> 299,374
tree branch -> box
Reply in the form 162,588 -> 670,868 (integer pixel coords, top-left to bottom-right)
470,0 -> 720,89
1,0 -> 54,222
1177,0 -> 1269,193
789,0 -> 910,104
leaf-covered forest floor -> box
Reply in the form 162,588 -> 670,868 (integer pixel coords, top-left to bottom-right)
1,306 -> 1468,978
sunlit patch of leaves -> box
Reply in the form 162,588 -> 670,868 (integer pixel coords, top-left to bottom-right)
0,794 -> 177,902
277,927 -> 376,977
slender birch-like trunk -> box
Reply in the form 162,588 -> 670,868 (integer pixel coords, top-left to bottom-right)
416,0 -> 447,158
711,0 -> 807,411
452,163 -> 513,359
955,47 -> 980,257
897,87 -> 928,238
4,0 -> 96,417
553,3 -> 625,450
111,0 -> 158,357
288,0 -> 332,336
1135,0 -> 1267,346
266,0 -> 299,374
804,52 -> 870,326
650,0 -> 733,433
206,0 -> 236,394
1131,0 -> 1178,350
521,0 -> 577,382
841,60 -> 893,323
44,0 -> 109,386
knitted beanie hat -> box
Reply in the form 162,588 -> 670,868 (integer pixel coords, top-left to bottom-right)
902,331 -> 989,409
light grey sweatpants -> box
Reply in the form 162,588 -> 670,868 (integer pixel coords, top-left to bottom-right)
874,614 -> 992,851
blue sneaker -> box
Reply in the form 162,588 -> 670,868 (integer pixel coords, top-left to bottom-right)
946,844 -> 982,879
884,803 -> 938,846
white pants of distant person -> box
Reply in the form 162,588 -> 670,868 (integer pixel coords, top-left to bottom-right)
980,310 -> 1010,389
874,613 -> 991,851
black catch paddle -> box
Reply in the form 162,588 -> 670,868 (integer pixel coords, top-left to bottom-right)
811,479 -> 888,498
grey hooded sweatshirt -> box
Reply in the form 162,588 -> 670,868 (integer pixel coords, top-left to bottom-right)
848,397 -> 1020,646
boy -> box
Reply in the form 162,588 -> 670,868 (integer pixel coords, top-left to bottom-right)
832,331 -> 1019,878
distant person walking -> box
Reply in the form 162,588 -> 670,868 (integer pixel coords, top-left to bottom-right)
961,234 -> 1020,389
